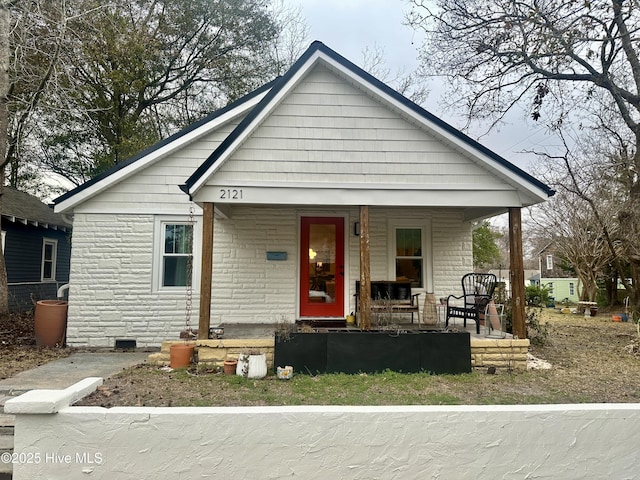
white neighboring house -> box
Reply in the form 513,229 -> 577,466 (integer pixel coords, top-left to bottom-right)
54,41 -> 554,347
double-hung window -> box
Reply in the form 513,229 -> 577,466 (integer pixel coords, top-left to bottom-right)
546,254 -> 553,270
162,223 -> 193,287
154,217 -> 200,292
393,227 -> 424,289
42,238 -> 57,282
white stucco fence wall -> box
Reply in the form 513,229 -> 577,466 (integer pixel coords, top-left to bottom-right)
5,379 -> 640,479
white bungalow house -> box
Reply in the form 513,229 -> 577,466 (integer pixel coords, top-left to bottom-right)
54,41 -> 554,347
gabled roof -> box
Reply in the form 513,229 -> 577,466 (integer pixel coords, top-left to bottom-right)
3,187 -> 71,231
181,41 -> 555,201
54,80 -> 276,213
55,41 -> 554,214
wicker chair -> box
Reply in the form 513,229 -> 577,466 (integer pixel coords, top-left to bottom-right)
446,273 -> 497,334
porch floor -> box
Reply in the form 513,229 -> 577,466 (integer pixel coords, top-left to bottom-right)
219,319 -> 505,340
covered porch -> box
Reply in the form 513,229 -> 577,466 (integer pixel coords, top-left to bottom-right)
179,43 -> 552,345
189,204 -> 530,337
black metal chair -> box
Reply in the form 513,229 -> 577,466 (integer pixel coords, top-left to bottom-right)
446,273 -> 497,334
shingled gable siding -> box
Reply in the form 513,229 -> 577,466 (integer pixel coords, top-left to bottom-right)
213,65 -> 507,191
65,207 -> 470,347
77,122 -> 241,213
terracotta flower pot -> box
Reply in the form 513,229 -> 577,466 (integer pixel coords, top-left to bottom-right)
170,343 -> 194,368
223,359 -> 238,375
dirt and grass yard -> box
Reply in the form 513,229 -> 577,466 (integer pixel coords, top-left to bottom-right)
0,312 -> 72,380
2,309 -> 639,406
74,308 -> 640,407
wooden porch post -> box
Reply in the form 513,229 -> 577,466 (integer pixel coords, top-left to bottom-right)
198,202 -> 214,340
359,205 -> 371,330
509,207 -> 526,339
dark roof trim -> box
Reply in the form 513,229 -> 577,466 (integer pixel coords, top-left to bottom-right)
54,80 -> 277,205
184,41 -> 555,197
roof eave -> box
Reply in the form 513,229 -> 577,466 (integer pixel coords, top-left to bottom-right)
53,81 -> 275,214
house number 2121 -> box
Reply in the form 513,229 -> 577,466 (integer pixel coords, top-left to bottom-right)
219,188 -> 243,200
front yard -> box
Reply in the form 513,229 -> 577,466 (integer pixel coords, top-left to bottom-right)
76,309 -> 640,407
0,312 -> 72,380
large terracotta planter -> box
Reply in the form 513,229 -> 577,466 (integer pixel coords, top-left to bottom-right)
170,343 -> 194,368
34,300 -> 68,347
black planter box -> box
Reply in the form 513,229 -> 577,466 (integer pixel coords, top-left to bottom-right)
274,330 -> 471,375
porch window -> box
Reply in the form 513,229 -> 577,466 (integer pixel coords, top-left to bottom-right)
41,238 -> 57,282
162,224 -> 193,287
394,228 -> 423,288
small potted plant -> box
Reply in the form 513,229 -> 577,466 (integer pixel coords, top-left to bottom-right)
223,357 -> 238,375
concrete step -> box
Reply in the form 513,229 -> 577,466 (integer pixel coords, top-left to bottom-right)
0,414 -> 14,477
0,435 -> 12,450
0,415 -> 14,427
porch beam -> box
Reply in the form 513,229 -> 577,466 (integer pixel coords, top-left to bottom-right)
198,202 -> 214,340
359,205 -> 371,330
509,207 -> 526,339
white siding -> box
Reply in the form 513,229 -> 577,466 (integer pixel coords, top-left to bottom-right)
75,121 -> 242,215
66,213 -> 198,347
66,207 -> 471,346
346,207 -> 471,306
213,66 -> 506,190
209,206 -> 299,324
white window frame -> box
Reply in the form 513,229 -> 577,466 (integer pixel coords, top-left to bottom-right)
546,254 -> 553,270
41,238 -> 58,282
152,216 -> 202,293
569,282 -> 575,296
387,219 -> 433,292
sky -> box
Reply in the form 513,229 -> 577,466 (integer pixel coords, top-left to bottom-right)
281,0 -> 557,173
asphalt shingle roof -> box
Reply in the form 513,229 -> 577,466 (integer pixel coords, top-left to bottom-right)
2,187 -> 71,230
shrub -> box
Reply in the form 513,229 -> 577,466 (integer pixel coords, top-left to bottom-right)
525,307 -> 549,346
497,296 -> 549,345
525,284 -> 551,307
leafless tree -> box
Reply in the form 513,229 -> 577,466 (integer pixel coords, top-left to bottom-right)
267,0 -> 310,76
361,44 -> 429,105
0,1 -> 77,314
408,0 -> 640,316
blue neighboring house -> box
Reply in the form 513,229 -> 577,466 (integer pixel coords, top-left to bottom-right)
2,187 -> 72,311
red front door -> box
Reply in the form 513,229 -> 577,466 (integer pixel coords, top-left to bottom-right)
300,217 -> 344,317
